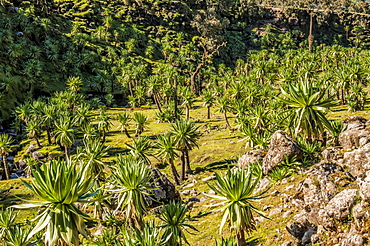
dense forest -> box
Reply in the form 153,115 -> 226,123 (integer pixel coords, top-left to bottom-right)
1,0 -> 370,246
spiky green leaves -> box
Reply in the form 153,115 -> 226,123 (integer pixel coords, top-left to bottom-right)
279,79 -> 338,141
206,166 -> 265,236
12,159 -> 95,246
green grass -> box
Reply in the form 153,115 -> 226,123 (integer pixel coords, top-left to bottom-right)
3,97 -> 367,245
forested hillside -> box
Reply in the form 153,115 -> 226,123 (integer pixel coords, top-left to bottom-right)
2,1 -> 370,246
1,0 -> 370,127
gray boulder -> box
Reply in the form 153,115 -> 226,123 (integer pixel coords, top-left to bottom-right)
238,149 -> 266,168
342,143 -> 370,177
317,189 -> 358,229
339,116 -> 370,150
321,147 -> 344,163
340,233 -> 366,246
262,131 -> 302,175
145,168 -> 181,208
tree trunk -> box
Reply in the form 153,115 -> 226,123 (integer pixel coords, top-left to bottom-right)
65,146 -> 69,158
46,127 -> 52,145
35,136 -> 41,148
185,148 -> 191,173
154,94 -> 162,113
180,151 -> 186,181
207,106 -> 210,119
124,128 -> 131,138
102,130 -> 106,143
224,112 -> 233,130
186,106 -> 190,120
170,158 -> 180,185
174,76 -> 178,120
236,230 -> 246,246
2,155 -> 10,180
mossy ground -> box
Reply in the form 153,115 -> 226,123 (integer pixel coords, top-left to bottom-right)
0,98 -> 364,245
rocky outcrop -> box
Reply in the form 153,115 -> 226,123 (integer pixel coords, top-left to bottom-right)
262,131 -> 302,175
342,143 -> 370,177
146,167 -> 181,208
339,116 -> 370,150
321,146 -> 344,164
238,149 -> 266,168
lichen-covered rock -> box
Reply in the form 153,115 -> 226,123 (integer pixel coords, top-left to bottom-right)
316,189 -> 358,230
343,143 -> 370,177
358,171 -> 370,203
262,131 -> 302,175
146,168 -> 181,208
325,189 -> 358,220
321,147 -> 344,163
339,116 -> 370,150
238,149 -> 266,168
340,233 -> 366,246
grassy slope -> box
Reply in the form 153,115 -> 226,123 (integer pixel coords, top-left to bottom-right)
0,98 -> 363,245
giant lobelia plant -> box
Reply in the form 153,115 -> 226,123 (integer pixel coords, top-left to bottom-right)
12,159 -> 96,246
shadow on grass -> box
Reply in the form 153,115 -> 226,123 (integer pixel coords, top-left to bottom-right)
247,237 -> 265,245
108,147 -> 129,156
194,158 -> 237,174
1,192 -> 34,208
193,211 -> 212,219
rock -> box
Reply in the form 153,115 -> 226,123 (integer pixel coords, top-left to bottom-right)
321,147 -> 344,163
340,233 -> 366,246
145,168 -> 181,208
281,242 -> 293,246
183,183 -> 194,189
269,208 -> 283,216
254,177 -> 271,195
339,116 -> 370,150
188,197 -> 200,203
201,176 -> 215,182
208,189 -> 216,195
342,143 -> 370,177
27,144 -> 37,153
318,189 -> 358,229
358,171 -> 370,202
283,210 -> 293,218
301,227 -> 317,244
181,190 -> 191,196
326,189 -> 358,220
286,222 -> 309,239
32,151 -> 44,160
352,203 -> 369,230
262,131 -> 302,175
238,149 -> 267,168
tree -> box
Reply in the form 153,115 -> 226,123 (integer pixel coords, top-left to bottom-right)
41,104 -> 56,145
171,119 -> 201,181
76,138 -> 109,180
0,135 -> 13,180
156,133 -> 180,185
25,119 -> 42,148
132,112 -> 148,137
206,166 -> 265,246
116,112 -> 132,138
111,155 -> 154,229
217,96 -> 233,130
202,89 -> 214,120
12,159 -> 96,246
158,201 -> 197,246
54,117 -> 75,157
96,109 -> 112,143
180,86 -> 195,120
126,137 -> 154,165
279,79 -> 338,142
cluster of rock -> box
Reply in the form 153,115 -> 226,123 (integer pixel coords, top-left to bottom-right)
238,116 -> 370,245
